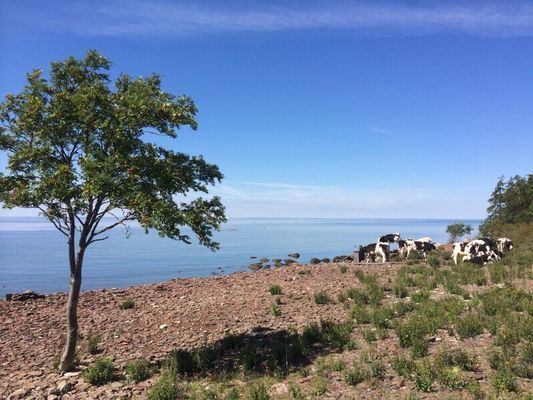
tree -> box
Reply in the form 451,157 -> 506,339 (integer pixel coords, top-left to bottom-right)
446,222 -> 473,243
479,174 -> 533,237
0,51 -> 226,371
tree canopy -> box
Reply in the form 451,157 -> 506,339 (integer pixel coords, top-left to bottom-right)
479,174 -> 533,237
445,222 -> 473,243
0,50 -> 226,248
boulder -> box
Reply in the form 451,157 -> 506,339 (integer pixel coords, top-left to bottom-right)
288,253 -> 300,259
309,258 -> 321,265
248,263 -> 262,271
321,258 -> 331,263
284,259 -> 299,266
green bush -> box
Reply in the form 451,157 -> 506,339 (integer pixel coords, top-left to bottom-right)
392,355 -> 415,378
435,348 -> 477,371
369,360 -> 386,380
455,313 -> 484,338
120,298 -> 136,310
149,373 -> 178,400
394,281 -> 409,298
413,360 -> 434,392
427,254 -> 440,268
314,292 -> 333,305
125,358 -> 152,382
346,288 -> 369,305
87,333 -> 99,355
83,358 -> 115,386
492,369 -> 519,393
350,305 -> 371,324
269,285 -> 282,295
246,382 -> 270,400
345,368 -> 366,386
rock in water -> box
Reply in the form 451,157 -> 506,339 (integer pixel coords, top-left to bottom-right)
248,263 -> 263,271
288,253 -> 300,259
332,255 -> 354,263
321,258 -> 331,263
309,257 -> 321,265
284,259 -> 299,266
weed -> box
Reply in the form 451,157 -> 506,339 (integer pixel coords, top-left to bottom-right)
120,298 -> 136,310
492,369 -> 519,393
148,373 -> 178,400
363,329 -> 376,343
269,285 -> 282,295
345,367 -> 366,386
274,296 -> 282,305
410,338 -> 429,359
288,383 -> 304,400
125,358 -> 152,382
455,313 -> 484,338
369,360 -> 386,380
337,292 -> 347,303
350,305 -> 371,324
435,348 -> 477,371
394,281 -> 409,298
367,282 -> 384,305
314,292 -> 333,305
339,265 -> 348,274
427,254 -> 440,268
87,333 -> 99,355
413,359 -> 434,392
392,355 -> 415,378
270,304 -> 282,317
410,290 -> 430,303
346,288 -> 369,305
246,382 -> 270,400
83,358 -> 115,386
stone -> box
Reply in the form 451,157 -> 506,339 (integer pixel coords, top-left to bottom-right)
288,253 -> 300,259
271,383 -> 288,395
63,371 -> 81,378
309,257 -> 321,265
7,388 -> 28,399
159,324 -> 168,329
57,380 -> 74,393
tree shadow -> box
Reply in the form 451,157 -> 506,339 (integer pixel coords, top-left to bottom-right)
161,320 -> 355,379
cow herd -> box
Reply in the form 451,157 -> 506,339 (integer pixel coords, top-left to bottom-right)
358,233 -> 513,266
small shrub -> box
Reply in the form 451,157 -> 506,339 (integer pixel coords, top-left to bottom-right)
274,296 -> 282,305
337,292 -> 347,303
345,367 -> 366,386
435,348 -> 477,371
83,358 -> 115,386
87,333 -> 99,355
149,373 -> 178,400
394,282 -> 409,298
270,304 -> 281,317
331,359 -> 346,372
269,285 -> 282,295
363,329 -> 376,343
413,360 -> 434,392
120,298 -> 136,310
369,360 -> 386,380
367,282 -> 384,305
350,305 -> 371,324
435,366 -> 466,390
226,387 -> 240,400
427,254 -> 440,268
313,380 -> 328,396
125,358 -> 152,382
455,313 -> 484,338
410,338 -> 429,359
411,290 -> 430,303
492,369 -> 519,393
246,382 -> 270,400
392,355 -> 415,378
339,265 -> 348,274
314,292 -> 333,305
288,383 -> 304,400
346,288 -> 369,305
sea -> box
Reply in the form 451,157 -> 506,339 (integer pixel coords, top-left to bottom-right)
0,217 -> 482,297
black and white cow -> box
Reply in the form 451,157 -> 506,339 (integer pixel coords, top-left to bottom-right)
454,238 -> 501,265
496,238 -> 513,256
359,242 -> 390,263
379,233 -> 401,243
405,240 -> 436,259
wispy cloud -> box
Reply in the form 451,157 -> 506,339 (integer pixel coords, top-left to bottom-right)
7,1 -> 533,37
210,181 -> 484,219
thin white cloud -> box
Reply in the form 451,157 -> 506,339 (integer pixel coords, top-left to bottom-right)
211,181 -> 484,219
7,1 -> 533,37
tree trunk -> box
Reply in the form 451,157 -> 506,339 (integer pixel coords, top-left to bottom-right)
59,240 -> 85,372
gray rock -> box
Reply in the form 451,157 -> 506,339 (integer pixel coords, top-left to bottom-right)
309,257 -> 321,265
288,253 -> 300,259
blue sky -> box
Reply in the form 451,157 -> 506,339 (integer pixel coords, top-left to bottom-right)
1,0 -> 532,218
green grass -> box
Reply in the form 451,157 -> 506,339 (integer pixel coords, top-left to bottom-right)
269,285 -> 282,295
314,292 -> 334,305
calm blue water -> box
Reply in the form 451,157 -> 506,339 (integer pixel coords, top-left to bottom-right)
0,217 -> 481,296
